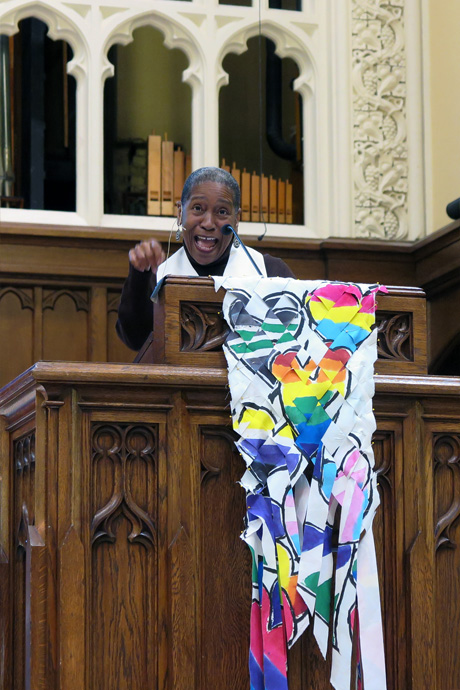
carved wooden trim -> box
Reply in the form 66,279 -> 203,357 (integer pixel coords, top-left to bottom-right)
14,431 -> 37,550
91,423 -> 157,549
107,291 -> 122,313
14,431 -> 35,474
200,427 -> 238,485
0,286 -> 34,309
16,504 -> 30,555
376,311 -> 412,361
433,433 -> 460,551
42,289 -> 89,312
180,302 -> 228,352
372,429 -> 393,491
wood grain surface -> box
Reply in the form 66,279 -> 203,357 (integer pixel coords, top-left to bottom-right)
1,364 -> 460,689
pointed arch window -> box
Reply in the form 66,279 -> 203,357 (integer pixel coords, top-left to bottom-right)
104,25 -> 191,218
0,17 -> 76,211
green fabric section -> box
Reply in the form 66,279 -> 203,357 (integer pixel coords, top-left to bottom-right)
308,404 -> 330,425
236,329 -> 259,342
304,571 -> 319,593
285,405 -> 305,425
315,579 -> 332,622
318,389 -> 334,405
248,545 -> 258,582
248,339 -> 275,352
278,332 -> 296,344
261,322 -> 287,333
230,342 -> 251,354
293,396 -> 318,415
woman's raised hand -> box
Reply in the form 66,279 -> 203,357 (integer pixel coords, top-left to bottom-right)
128,239 -> 166,273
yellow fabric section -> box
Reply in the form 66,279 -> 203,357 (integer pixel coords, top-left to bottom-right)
240,408 -> 275,431
309,303 -> 374,331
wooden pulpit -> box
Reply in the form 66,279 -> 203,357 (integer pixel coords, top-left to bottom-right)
0,278 -> 459,690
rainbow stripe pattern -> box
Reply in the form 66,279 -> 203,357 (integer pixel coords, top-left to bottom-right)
218,277 -> 387,690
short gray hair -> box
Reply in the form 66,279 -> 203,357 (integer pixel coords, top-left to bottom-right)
181,166 -> 241,209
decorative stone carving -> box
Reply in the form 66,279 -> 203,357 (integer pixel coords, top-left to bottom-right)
91,423 -> 157,549
352,0 -> 408,239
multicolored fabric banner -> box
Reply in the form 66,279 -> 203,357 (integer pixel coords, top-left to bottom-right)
216,277 -> 387,690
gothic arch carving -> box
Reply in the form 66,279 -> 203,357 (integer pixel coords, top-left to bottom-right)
0,0 -> 89,76
0,287 -> 33,310
104,10 -> 204,90
42,289 -> 89,312
218,20 -> 315,96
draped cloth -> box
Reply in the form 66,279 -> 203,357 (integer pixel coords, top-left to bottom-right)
214,276 -> 387,690
156,243 -> 267,282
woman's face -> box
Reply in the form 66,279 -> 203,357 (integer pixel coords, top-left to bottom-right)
178,181 -> 241,265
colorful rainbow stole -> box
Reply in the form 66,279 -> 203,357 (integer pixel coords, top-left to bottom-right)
217,277 -> 387,690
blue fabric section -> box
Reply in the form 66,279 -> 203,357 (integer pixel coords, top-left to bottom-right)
249,652 -> 265,690
263,654 -> 288,690
270,580 -> 283,628
297,420 -> 331,448
249,494 -> 283,542
270,503 -> 286,539
258,443 -> 289,467
321,461 -> 336,499
302,524 -> 324,551
291,532 -> 301,554
336,543 -> 352,569
322,524 -> 333,557
330,325 -> 368,351
311,442 -> 324,480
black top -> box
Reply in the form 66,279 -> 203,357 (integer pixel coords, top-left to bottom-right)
116,251 -> 295,351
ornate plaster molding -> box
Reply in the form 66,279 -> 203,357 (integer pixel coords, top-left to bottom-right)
352,0 -> 408,240
0,0 -> 86,59
104,10 -> 204,89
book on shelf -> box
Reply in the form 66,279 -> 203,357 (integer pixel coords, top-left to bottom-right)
161,138 -> 174,216
251,172 -> 260,222
241,169 -> 251,222
277,179 -> 286,224
147,134 -> 161,216
174,148 -> 185,207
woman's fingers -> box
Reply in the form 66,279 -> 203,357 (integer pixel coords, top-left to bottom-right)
129,240 -> 166,272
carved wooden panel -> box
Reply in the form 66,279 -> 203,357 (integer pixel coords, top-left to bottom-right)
42,289 -> 90,362
193,413 -> 408,690
13,430 -> 36,690
90,422 -> 158,690
433,433 -> 460,552
198,426 -> 251,690
372,427 -> 401,690
432,430 -> 460,690
107,290 -> 133,363
0,287 -> 34,388
376,311 -> 412,361
181,302 -> 228,352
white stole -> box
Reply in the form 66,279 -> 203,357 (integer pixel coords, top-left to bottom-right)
156,243 -> 267,282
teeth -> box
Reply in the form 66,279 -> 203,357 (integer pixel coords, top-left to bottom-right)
196,236 -> 216,242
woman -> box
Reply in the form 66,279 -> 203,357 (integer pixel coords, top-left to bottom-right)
116,166 -> 295,351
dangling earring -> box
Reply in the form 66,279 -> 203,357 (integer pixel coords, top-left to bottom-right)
175,209 -> 183,241
233,235 -> 240,248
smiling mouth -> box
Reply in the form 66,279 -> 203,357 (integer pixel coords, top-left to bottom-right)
195,235 -> 218,252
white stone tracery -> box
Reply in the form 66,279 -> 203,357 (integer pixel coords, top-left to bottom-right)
352,0 -> 409,239
0,0 -> 428,240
